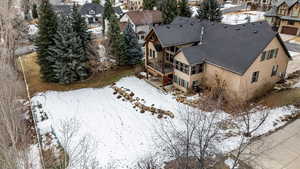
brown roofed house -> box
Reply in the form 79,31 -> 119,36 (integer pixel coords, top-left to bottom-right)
120,10 -> 163,44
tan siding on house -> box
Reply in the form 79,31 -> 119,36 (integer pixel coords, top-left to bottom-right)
172,36 -> 290,100
203,63 -> 242,99
239,36 -> 289,100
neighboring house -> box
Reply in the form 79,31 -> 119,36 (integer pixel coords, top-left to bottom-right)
265,0 -> 300,35
120,10 -> 162,44
54,3 -> 123,26
144,17 -> 291,101
80,3 -> 104,25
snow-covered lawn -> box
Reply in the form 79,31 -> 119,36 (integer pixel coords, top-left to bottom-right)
222,11 -> 265,25
191,4 -> 240,17
31,76 -> 298,168
28,24 -> 38,35
88,26 -> 103,34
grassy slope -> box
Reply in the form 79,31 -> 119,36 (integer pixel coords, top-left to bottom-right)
20,53 -> 135,96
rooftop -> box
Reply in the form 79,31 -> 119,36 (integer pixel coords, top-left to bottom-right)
148,17 -> 291,75
125,10 -> 162,26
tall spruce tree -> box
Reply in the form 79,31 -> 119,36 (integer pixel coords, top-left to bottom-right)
49,17 -> 90,84
34,0 -> 58,82
103,0 -> 114,34
120,24 -> 143,65
92,0 -> 101,3
71,3 -> 91,57
160,0 -> 178,24
197,0 -> 222,22
108,14 -> 123,65
143,0 -> 156,10
178,0 -> 191,17
32,4 -> 38,19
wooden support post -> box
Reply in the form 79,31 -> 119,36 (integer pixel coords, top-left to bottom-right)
145,41 -> 149,79
162,48 -> 165,86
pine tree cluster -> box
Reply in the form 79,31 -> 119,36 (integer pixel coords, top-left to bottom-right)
143,0 -> 156,10
35,0 -> 91,84
197,0 -> 222,22
105,0 -> 143,66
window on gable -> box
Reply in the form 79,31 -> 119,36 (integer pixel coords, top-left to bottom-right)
261,51 -> 266,61
89,10 -> 95,15
267,50 -> 274,59
292,8 -> 299,17
274,48 -> 279,58
271,65 -> 278,76
191,64 -> 204,75
251,71 -> 259,83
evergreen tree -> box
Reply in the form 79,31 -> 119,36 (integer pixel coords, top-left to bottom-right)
160,0 -> 178,24
34,0 -> 58,82
71,3 -> 91,57
32,4 -> 38,19
178,0 -> 191,17
49,17 -> 90,84
103,0 -> 114,34
143,0 -> 156,10
197,0 -> 222,22
108,14 -> 123,65
92,0 -> 101,3
121,24 -> 143,65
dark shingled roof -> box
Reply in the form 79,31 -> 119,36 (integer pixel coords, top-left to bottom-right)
171,16 -> 200,25
149,18 -> 291,75
275,0 -> 298,8
265,0 -> 300,17
80,3 -> 104,16
53,5 -> 72,16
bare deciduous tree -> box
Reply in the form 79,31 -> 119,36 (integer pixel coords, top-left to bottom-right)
156,105 -> 222,169
229,102 -> 270,169
55,118 -> 100,169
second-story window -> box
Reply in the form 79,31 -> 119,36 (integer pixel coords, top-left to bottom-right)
271,65 -> 279,76
174,60 -> 189,74
191,64 -> 204,75
261,51 -> 266,61
251,71 -> 260,83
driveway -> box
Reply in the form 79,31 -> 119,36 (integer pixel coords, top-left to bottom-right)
241,119 -> 300,169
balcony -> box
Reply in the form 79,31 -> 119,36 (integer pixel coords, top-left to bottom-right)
147,61 -> 174,75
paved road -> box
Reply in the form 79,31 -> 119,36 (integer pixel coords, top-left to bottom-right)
241,119 -> 300,169
285,42 -> 300,53
222,4 -> 246,14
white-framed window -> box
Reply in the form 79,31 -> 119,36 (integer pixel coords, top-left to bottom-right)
89,10 -> 95,15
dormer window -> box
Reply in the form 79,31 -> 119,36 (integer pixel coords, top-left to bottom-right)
89,10 -> 95,15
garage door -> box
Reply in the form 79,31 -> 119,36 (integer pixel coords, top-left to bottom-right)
281,26 -> 298,35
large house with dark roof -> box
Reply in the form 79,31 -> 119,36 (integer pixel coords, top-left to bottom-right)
265,0 -> 300,35
144,17 -> 291,101
53,3 -> 123,25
